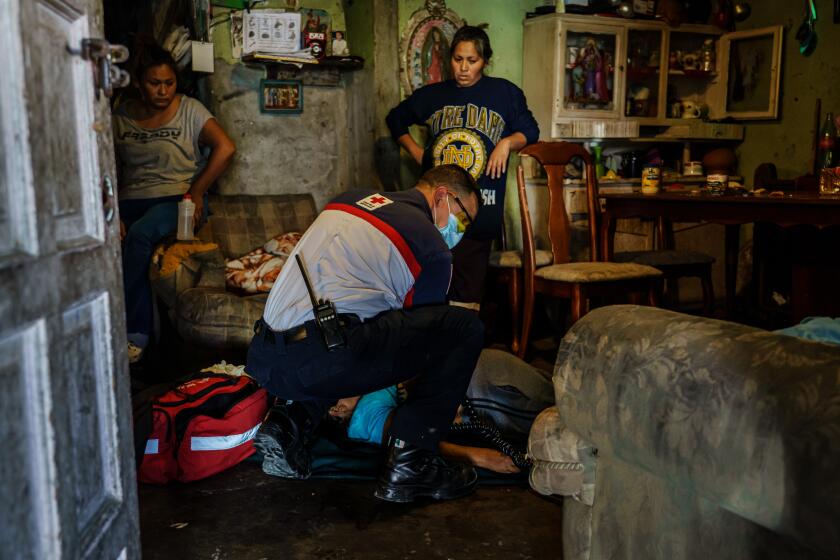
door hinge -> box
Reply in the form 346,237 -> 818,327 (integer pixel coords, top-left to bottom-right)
67,38 -> 130,99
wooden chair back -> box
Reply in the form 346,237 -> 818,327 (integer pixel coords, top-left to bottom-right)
518,142 -> 600,266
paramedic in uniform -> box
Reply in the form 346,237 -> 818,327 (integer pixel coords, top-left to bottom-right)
246,165 -> 484,503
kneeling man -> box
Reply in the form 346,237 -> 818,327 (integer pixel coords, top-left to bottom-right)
246,165 -> 483,502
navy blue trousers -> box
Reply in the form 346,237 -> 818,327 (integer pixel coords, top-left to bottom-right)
246,305 -> 484,450
120,195 -> 182,339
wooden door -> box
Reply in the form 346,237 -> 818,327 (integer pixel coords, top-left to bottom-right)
0,0 -> 140,558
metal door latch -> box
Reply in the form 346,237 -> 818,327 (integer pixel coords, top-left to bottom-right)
67,38 -> 130,98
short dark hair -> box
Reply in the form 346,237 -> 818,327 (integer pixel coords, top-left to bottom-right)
419,165 -> 482,209
450,26 -> 493,63
134,42 -> 178,83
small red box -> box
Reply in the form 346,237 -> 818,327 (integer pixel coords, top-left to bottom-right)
305,31 -> 326,59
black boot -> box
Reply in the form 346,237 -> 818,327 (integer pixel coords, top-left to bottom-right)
374,439 -> 478,503
253,402 -> 314,480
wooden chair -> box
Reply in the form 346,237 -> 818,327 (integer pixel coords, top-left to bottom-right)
611,242 -> 716,317
487,223 -> 552,354
517,142 -> 662,359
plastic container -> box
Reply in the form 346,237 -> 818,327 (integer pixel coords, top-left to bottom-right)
176,194 -> 195,241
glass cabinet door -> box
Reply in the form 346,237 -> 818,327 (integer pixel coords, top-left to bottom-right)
559,24 -> 623,118
665,31 -> 719,120
625,28 -> 664,119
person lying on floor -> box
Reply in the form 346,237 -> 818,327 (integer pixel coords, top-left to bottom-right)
328,388 -> 521,475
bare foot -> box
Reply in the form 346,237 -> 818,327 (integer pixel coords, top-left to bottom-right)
328,396 -> 360,422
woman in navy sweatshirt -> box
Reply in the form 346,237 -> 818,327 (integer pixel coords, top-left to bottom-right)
386,25 -> 539,309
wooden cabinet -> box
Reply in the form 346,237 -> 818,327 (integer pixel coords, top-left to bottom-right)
523,14 -> 783,140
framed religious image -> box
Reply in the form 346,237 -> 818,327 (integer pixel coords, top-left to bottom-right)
260,80 -> 303,114
719,26 -> 783,119
399,1 -> 465,94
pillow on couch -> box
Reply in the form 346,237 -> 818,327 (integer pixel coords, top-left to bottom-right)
225,232 -> 301,294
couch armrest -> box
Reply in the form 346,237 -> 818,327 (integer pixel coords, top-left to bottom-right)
555,305 -> 840,553
150,246 -> 225,310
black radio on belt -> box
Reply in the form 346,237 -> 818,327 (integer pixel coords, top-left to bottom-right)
295,254 -> 346,351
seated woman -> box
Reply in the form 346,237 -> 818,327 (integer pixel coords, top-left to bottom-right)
113,43 -> 235,363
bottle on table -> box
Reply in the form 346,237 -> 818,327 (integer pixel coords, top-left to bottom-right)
818,112 -> 839,194
177,194 -> 195,241
592,143 -> 605,179
818,112 -> 836,168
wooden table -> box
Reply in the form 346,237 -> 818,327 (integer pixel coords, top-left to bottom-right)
600,191 -> 840,317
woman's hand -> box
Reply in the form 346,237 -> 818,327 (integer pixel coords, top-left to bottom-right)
189,192 -> 204,228
397,133 -> 424,166
486,138 -> 512,179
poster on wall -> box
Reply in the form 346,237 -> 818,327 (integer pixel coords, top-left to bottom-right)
399,0 -> 465,95
230,10 -> 243,58
243,10 -> 302,55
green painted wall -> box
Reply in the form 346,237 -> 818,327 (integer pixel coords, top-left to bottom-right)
344,0 -> 375,62
737,0 -> 840,182
398,0 -> 544,87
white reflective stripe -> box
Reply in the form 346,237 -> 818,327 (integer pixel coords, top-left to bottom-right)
145,439 -> 159,455
189,423 -> 261,451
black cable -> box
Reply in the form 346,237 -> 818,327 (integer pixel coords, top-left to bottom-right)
449,397 -> 532,471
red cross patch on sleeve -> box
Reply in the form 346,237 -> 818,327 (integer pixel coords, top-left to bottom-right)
356,194 -> 394,211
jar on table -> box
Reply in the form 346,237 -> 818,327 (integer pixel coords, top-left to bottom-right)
706,173 -> 728,195
641,166 -> 661,194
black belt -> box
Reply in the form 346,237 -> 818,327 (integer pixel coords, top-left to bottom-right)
256,316 -> 357,346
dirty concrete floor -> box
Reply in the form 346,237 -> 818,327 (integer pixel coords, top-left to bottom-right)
139,461 -> 563,559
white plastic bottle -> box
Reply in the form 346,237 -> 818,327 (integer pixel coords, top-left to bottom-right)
176,194 -> 195,241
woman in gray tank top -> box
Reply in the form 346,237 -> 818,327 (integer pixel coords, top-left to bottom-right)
113,43 -> 236,364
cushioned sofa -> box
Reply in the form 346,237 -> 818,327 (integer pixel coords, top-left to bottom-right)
528,305 -> 840,560
151,193 -> 317,353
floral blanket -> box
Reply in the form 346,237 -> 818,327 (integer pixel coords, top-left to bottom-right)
225,232 -> 301,294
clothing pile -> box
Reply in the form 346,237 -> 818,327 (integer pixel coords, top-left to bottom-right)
225,232 -> 301,294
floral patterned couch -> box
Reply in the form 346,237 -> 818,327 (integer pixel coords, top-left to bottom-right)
528,305 -> 840,560
150,194 -> 317,352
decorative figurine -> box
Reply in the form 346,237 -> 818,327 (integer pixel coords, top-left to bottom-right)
578,38 -> 601,100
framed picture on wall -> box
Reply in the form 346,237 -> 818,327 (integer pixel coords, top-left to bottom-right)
719,26 -> 783,119
399,1 -> 465,94
260,79 -> 303,115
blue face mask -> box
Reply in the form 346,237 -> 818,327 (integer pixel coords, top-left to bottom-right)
434,199 -> 465,249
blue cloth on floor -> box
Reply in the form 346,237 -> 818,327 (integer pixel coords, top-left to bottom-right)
775,317 -> 840,345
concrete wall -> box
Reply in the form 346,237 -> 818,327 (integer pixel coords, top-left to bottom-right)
737,0 -> 840,181
205,0 -> 368,211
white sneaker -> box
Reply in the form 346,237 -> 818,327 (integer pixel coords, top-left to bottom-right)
127,342 -> 144,364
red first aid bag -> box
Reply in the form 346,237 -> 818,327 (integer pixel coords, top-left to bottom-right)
138,373 -> 268,484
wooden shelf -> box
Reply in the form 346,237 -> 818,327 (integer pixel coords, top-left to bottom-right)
243,55 -> 364,86
668,69 -> 716,77
243,54 -> 364,70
